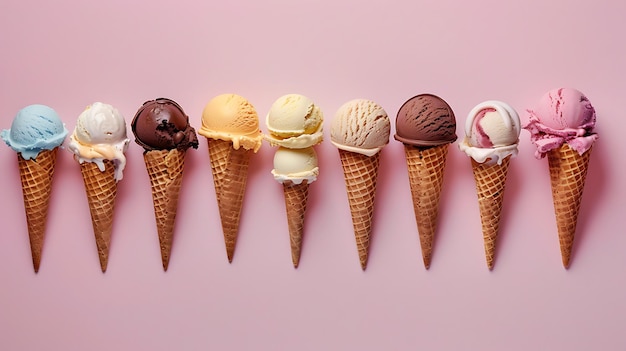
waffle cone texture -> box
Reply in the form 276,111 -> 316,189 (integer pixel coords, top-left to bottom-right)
282,180 -> 309,268
404,144 -> 449,269
144,149 -> 186,271
207,138 -> 252,262
79,160 -> 118,273
470,156 -> 511,270
17,148 -> 59,273
548,144 -> 592,268
338,149 -> 380,270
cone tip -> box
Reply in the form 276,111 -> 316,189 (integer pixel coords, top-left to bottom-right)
33,259 -> 41,273
32,250 -> 42,273
359,250 -> 369,270
291,251 -> 301,269
99,259 -> 108,273
226,245 -> 235,263
161,253 -> 170,271
487,259 -> 494,270
561,251 -> 571,269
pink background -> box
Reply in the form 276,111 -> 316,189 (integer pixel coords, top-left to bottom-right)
1,0 -> 625,350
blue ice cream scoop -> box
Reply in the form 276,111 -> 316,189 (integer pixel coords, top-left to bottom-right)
2,104 -> 68,160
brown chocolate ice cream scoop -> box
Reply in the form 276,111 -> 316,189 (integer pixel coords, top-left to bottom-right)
132,98 -> 199,151
394,94 -> 457,147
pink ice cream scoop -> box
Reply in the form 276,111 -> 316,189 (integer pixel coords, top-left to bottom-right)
524,88 -> 598,158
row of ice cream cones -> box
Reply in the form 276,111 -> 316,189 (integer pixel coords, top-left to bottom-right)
4,89 -> 597,273
13,129 -> 591,273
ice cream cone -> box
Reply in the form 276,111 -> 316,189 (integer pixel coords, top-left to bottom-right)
17,148 -> 59,273
404,144 -> 449,269
207,138 -> 252,262
547,143 -> 592,268
470,156 -> 511,270
282,180 -> 309,268
144,149 -> 186,271
338,149 -> 380,270
79,160 -> 117,273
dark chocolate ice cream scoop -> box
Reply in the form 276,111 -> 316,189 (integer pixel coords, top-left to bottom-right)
132,98 -> 199,151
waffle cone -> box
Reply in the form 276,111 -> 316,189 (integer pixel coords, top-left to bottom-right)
338,149 -> 380,270
404,144 -> 449,269
282,180 -> 310,268
17,148 -> 59,273
207,138 -> 251,262
470,156 -> 511,270
547,144 -> 592,268
144,149 -> 186,271
80,160 -> 117,273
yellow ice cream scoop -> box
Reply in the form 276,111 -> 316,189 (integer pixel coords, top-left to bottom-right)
199,93 -> 263,152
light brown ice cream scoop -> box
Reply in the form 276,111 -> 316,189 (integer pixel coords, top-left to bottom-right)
330,99 -> 390,156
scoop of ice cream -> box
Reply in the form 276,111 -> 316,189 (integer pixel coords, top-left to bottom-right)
271,146 -> 319,184
524,88 -> 598,158
467,105 -> 520,148
198,94 -> 263,152
532,88 -> 595,130
394,94 -> 457,147
265,94 -> 323,148
131,98 -> 199,152
459,101 -> 520,165
330,99 -> 390,156
1,104 -> 68,160
68,102 -> 130,180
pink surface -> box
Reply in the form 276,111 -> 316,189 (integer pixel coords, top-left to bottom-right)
1,0 -> 625,350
